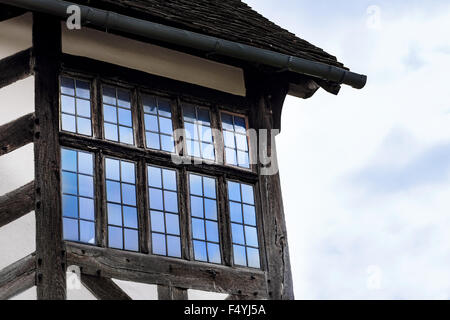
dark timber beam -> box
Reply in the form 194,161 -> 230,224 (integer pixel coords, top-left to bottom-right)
0,4 -> 26,22
81,274 -> 132,300
0,113 -> 35,156
157,285 -> 187,300
0,48 -> 33,90
0,253 -> 36,300
33,14 -> 66,300
66,242 -> 268,299
0,181 -> 34,228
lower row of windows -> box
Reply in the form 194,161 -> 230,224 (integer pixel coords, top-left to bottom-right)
61,147 -> 260,268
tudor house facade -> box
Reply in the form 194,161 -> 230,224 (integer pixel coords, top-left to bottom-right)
0,0 -> 366,300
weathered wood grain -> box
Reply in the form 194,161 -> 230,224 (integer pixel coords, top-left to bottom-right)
0,253 -> 36,300
66,242 -> 268,298
157,285 -> 187,300
0,181 -> 34,228
0,112 -> 35,157
0,48 -> 33,90
33,14 -> 66,300
81,274 -> 132,300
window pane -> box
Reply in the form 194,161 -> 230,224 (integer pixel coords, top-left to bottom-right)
148,166 -> 162,188
234,116 -> 246,133
108,226 -> 123,249
237,151 -> 250,168
77,174 -> 94,198
167,236 -> 181,257
143,95 -> 157,114
118,108 -> 132,126
159,117 -> 173,135
231,223 -> 245,245
160,135 -> 175,153
104,123 -> 118,141
166,213 -> 180,235
105,158 -> 120,181
208,243 -> 221,264
124,229 -> 139,251
117,89 -> 131,108
145,114 -> 159,132
223,131 -> 235,148
61,149 -> 77,172
119,126 -> 134,145
123,206 -> 138,229
206,221 -> 219,242
190,196 -> 203,218
243,204 -> 256,226
76,98 -> 90,117
106,181 -> 121,203
63,218 -> 78,242
245,226 -> 259,247
203,177 -> 216,198
62,172 -> 77,195
221,113 -> 234,131
200,125 -> 212,143
229,201 -> 242,223
149,188 -> 163,210
61,114 -> 76,132
192,218 -> 205,240
193,240 -> 207,262
78,152 -> 93,175
189,175 -> 203,196
61,96 -> 75,114
103,86 -> 116,105
204,199 -> 217,220
183,105 -> 196,122
121,161 -> 135,184
121,183 -> 136,206
104,105 -> 117,123
62,195 -> 78,218
241,184 -> 255,205
225,148 -> 237,165
61,77 -> 75,96
247,247 -> 261,269
164,191 -> 178,213
233,245 -> 247,266
108,203 -> 122,226
162,169 -> 177,191
76,80 -> 90,99
77,117 -> 92,136
197,108 -> 210,125
158,100 -> 171,117
80,221 -> 95,244
146,132 -> 160,149
150,210 -> 165,233
152,233 -> 166,255
227,181 -> 241,202
79,197 -> 94,220
235,134 -> 248,151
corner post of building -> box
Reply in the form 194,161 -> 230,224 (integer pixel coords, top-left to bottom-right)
245,70 -> 294,300
33,13 -> 66,300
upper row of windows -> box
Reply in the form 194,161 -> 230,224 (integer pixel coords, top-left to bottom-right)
60,76 -> 251,169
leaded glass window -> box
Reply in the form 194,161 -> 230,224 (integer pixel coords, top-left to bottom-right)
221,113 -> 250,168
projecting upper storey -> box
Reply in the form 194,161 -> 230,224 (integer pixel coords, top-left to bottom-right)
71,0 -> 346,69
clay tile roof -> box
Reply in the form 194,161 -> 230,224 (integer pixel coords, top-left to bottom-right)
75,0 -> 346,69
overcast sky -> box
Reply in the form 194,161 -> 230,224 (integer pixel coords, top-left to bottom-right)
244,0 -> 450,299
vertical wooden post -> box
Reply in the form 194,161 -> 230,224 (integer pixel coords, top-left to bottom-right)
33,14 -> 66,300
157,285 -> 188,300
246,71 -> 294,300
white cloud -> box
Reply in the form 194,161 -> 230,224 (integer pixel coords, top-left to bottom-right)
245,1 -> 450,299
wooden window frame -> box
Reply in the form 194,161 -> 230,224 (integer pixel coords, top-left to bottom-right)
58,54 -> 269,297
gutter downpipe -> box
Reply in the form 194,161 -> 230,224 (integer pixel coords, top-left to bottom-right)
0,0 -> 367,89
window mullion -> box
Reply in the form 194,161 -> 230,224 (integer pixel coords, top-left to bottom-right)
178,167 -> 192,260
210,105 -> 223,165
133,88 -> 145,149
95,151 -> 107,247
218,175 -> 232,266
137,159 -> 150,254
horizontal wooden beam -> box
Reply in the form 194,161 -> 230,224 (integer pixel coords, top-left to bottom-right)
0,181 -> 35,228
0,48 -> 33,90
60,132 -> 259,184
66,242 -> 268,298
0,112 -> 35,156
81,274 -> 132,300
0,4 -> 27,22
0,253 -> 36,300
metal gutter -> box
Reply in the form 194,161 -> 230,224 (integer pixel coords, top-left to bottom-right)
0,0 -> 367,89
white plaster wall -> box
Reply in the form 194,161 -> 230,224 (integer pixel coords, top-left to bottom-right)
62,25 -> 246,96
0,14 -> 239,300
